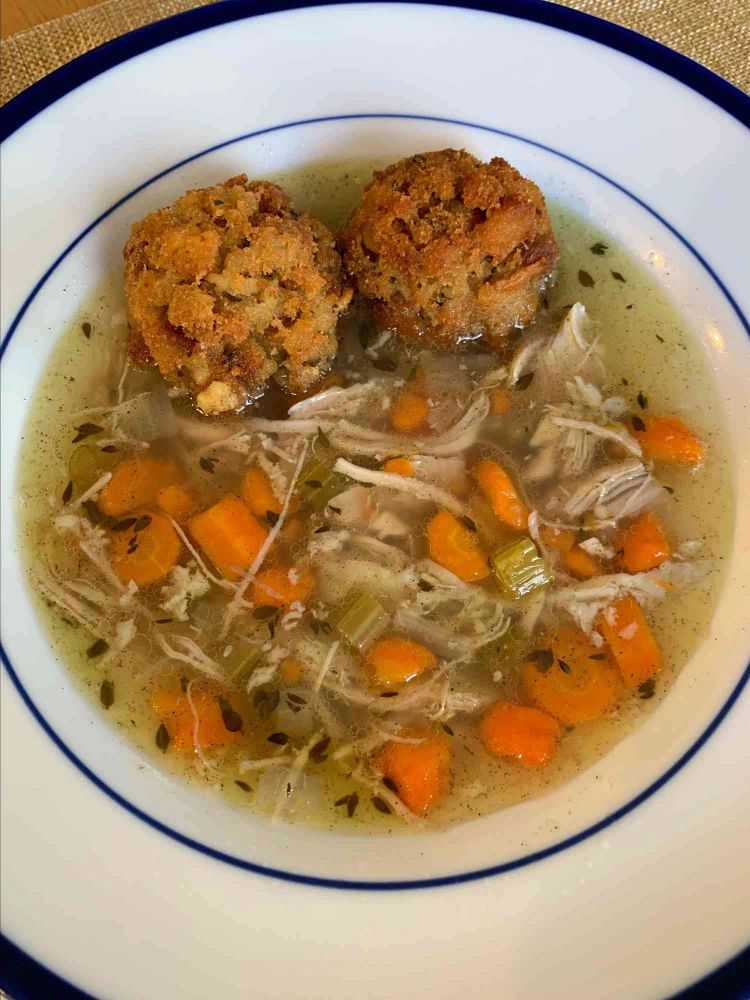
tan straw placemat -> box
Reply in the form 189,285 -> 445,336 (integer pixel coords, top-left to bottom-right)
1,0 -> 749,107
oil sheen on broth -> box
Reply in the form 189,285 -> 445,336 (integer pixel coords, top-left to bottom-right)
16,161 -> 734,832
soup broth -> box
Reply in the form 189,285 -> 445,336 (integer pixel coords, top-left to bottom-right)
17,163 -> 733,831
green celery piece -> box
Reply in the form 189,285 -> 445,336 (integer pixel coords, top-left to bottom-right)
490,537 -> 551,600
477,622 -> 526,669
298,457 -> 348,511
331,588 -> 389,649
225,642 -> 263,684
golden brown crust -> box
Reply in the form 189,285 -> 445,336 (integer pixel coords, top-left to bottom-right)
339,150 -> 558,351
123,174 -> 352,413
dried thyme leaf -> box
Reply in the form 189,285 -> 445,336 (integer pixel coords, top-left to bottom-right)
310,736 -> 331,763
72,422 -> 103,443
100,445 -> 119,454
459,515 -> 477,533
526,648 -> 553,673
133,514 -> 152,533
253,606 -> 277,620
61,480 -> 73,504
112,517 -> 138,532
637,391 -> 648,410
611,270 -> 626,283
379,690 -> 399,698
82,499 -> 103,524
372,357 -> 397,372
219,697 -> 243,733
314,525 -> 330,533
558,658 -> 572,674
267,731 -> 289,746
266,510 -> 280,526
81,321 -> 92,339
287,692 -> 306,705
346,791 -> 359,818
371,795 -> 392,815
418,579 -> 434,592
590,242 -> 608,256
154,618 -> 173,625
199,456 -> 216,474
632,415 -> 646,432
382,776 -> 398,794
515,371 -> 535,391
235,780 -> 251,792
442,723 -> 455,736
639,679 -> 656,700
156,723 -> 170,753
99,679 -> 115,709
315,428 -> 332,451
253,688 -> 280,720
578,269 -> 595,288
589,653 -> 608,661
86,638 -> 109,659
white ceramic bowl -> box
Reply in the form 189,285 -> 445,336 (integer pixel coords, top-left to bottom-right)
1,4 -> 749,997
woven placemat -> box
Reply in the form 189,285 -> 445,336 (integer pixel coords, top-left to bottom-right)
1,0 -> 749,108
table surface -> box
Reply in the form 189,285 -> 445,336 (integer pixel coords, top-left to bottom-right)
1,0 -> 99,38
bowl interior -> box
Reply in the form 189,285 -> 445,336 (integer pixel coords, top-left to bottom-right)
2,115 -> 749,885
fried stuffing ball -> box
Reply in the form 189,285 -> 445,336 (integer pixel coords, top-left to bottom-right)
124,174 -> 352,414
340,149 -> 558,350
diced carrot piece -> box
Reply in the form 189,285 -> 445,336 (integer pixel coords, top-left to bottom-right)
279,657 -> 304,685
474,459 -> 529,531
632,416 -> 704,466
618,511 -> 670,573
426,509 -> 489,582
391,392 -> 429,434
98,458 -> 182,517
365,636 -> 437,687
383,457 -> 415,477
377,733 -> 451,815
563,545 -> 600,579
479,702 -> 560,767
539,526 -> 575,553
599,596 -> 663,688
110,511 -> 182,586
241,466 -> 282,518
490,387 -> 512,415
156,483 -> 197,523
250,565 -> 314,607
521,625 -> 620,724
152,688 -> 243,750
189,495 -> 267,580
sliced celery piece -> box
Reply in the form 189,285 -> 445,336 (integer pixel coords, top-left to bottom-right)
475,622 -> 527,674
490,537 -> 551,600
225,642 -> 263,684
331,588 -> 389,649
297,457 -> 348,511
68,443 -> 118,491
